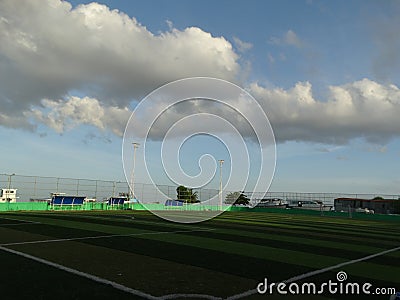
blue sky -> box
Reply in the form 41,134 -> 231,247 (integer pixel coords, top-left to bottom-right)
0,0 -> 399,194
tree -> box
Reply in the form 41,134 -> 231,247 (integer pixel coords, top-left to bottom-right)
225,191 -> 250,206
225,191 -> 240,204
176,185 -> 199,203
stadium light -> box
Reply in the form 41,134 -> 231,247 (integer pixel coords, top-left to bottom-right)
218,160 -> 224,211
130,143 -> 140,202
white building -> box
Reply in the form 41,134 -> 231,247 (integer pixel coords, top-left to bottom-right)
0,189 -> 18,203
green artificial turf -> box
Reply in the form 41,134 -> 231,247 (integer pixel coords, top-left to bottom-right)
0,210 -> 398,299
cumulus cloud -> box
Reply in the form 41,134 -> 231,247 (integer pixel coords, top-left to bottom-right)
0,0 -> 239,132
249,78 -> 400,144
1,1 -> 400,147
28,96 -> 131,136
119,78 -> 400,146
23,77 -> 400,146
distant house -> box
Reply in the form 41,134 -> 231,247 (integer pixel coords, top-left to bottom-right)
255,198 -> 288,208
0,189 -> 18,203
334,197 -> 400,214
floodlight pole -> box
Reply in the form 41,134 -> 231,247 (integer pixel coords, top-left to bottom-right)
6,173 -> 15,202
218,160 -> 224,211
130,143 -> 140,203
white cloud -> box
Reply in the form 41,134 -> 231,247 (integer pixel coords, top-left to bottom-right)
249,78 -> 400,144
269,30 -> 304,48
285,30 -> 303,48
25,78 -> 400,146
29,96 -> 131,137
0,0 -> 239,130
233,37 -> 253,53
166,19 -> 174,31
2,1 -> 400,147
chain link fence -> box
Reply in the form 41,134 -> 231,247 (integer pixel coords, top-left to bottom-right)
0,173 -> 222,204
0,173 -> 399,210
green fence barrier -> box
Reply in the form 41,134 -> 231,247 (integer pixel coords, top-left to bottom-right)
1,201 -> 399,222
132,203 -> 223,211
0,202 -> 131,211
0,202 -> 48,211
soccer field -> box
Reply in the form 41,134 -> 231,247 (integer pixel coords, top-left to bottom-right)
0,210 -> 399,299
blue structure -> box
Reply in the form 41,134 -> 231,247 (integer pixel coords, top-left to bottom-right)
51,195 -> 85,206
165,199 -> 184,206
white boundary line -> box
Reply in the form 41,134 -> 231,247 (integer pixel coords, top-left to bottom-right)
226,245 -> 400,300
0,216 -> 40,224
0,228 -> 215,246
0,227 -> 218,300
1,237 -> 398,300
0,245 -> 159,300
28,212 -> 209,230
2,214 -> 398,300
0,216 -> 41,227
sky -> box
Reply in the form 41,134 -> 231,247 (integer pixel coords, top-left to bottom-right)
0,0 -> 399,194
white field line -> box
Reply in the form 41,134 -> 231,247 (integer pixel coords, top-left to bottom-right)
0,245 -> 159,300
0,228 -> 215,247
226,245 -> 400,300
0,217 -> 40,226
3,231 -> 397,300
0,244 -> 222,300
0,227 -> 217,300
32,212 -> 209,230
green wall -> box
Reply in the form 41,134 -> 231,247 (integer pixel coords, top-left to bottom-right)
0,202 -> 48,211
1,202 -> 399,222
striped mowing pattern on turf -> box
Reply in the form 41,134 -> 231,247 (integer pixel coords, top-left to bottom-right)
0,211 -> 399,299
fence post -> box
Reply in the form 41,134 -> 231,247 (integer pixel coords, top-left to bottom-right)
33,176 -> 37,198
77,179 -> 80,195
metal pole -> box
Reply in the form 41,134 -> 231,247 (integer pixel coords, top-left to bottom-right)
94,180 -> 98,200
33,176 -> 37,198
130,142 -> 140,201
7,173 -> 15,202
218,160 -> 224,211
